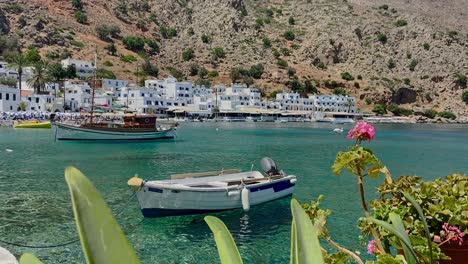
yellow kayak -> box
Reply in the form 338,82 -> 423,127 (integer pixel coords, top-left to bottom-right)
13,121 -> 51,129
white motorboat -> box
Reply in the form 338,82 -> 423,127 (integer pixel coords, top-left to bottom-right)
128,158 -> 297,217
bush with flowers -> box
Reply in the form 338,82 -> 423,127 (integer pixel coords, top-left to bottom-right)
303,121 -> 467,264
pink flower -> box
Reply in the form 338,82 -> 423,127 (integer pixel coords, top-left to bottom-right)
440,223 -> 465,246
367,239 -> 376,254
347,121 -> 375,141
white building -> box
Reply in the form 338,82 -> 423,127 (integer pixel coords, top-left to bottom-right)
117,86 -> 187,114
216,83 -> 262,111
190,85 -> 214,111
145,76 -> 193,104
61,58 -> 95,78
0,86 -> 20,111
24,94 -> 56,112
274,92 -> 315,111
64,81 -> 92,111
101,79 -> 128,89
312,95 -> 356,113
0,61 -> 18,79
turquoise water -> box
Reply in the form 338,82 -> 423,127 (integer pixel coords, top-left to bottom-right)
0,123 -> 467,263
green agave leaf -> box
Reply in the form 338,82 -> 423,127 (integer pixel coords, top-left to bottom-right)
368,214 -> 419,264
19,253 -> 43,264
402,192 -> 433,264
290,220 -> 298,264
65,167 -> 140,264
204,216 -> 243,264
290,199 -> 324,264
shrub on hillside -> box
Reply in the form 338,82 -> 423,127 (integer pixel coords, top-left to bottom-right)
304,80 -> 318,94
377,32 -> 387,44
333,87 -> 347,96
249,64 -> 264,79
145,39 -> 159,54
167,67 -> 184,80
388,104 -> 413,116
211,47 -> 225,60
96,68 -> 116,79
462,91 -> 468,104
160,26 -> 177,39
455,72 -> 467,87
372,104 -> 387,115
394,19 -> 408,27
283,30 -> 295,41
122,36 -> 145,51
288,16 -> 295,25
189,64 -> 199,76
71,0 -> 83,10
142,60 -> 158,77
208,70 -> 218,78
422,109 -> 437,119
120,55 -> 137,63
438,111 -> 456,120
182,48 -> 194,61
201,34 -> 212,44
409,59 -> 418,71
95,24 -> 111,41
277,59 -> 288,69
74,11 -> 87,24
387,58 -> 396,69
262,37 -> 271,48
341,72 -> 354,81
423,43 -> 430,50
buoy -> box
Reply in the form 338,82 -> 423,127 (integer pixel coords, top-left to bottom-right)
5,149 -> 13,152
216,128 -> 219,131
127,176 -> 143,191
241,186 -> 250,212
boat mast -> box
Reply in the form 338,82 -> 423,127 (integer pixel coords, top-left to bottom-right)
90,47 -> 97,124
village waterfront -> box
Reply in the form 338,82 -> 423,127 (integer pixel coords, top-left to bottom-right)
0,122 -> 467,263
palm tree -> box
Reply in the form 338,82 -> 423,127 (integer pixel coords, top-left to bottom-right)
27,61 -> 52,94
8,52 -> 29,98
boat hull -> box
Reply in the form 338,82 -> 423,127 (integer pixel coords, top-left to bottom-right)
54,123 -> 175,140
13,121 -> 51,129
136,178 -> 296,217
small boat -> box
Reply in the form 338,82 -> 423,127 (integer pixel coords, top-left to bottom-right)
128,158 -> 297,217
54,115 -> 176,141
13,120 -> 51,129
333,128 -> 344,133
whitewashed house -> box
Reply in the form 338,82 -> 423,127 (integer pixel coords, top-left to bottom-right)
101,79 -> 128,90
64,81 -> 92,111
274,92 -> 315,111
312,95 -> 356,113
117,86 -> 186,114
190,85 -> 214,111
61,58 -> 95,78
216,84 -> 262,111
0,61 -> 18,79
145,76 -> 193,104
24,94 -> 56,112
0,86 -> 20,111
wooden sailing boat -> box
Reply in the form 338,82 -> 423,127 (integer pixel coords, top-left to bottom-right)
53,50 -> 176,141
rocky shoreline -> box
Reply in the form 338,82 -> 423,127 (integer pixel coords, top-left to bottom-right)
364,116 -> 468,124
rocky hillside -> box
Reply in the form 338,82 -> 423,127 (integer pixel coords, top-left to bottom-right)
0,0 -> 467,119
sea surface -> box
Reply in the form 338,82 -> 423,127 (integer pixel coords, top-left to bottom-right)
0,122 -> 467,263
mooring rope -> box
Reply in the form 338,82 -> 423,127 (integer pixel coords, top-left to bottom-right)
0,192 -> 137,249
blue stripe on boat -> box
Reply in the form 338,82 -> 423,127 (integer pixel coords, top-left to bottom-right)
249,180 -> 294,193
148,187 -> 163,193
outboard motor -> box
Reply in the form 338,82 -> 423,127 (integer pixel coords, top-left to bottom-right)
260,157 -> 280,176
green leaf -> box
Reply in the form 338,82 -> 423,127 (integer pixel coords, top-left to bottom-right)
402,192 -> 433,264
368,214 -> 419,264
332,151 -> 360,175
290,199 -> 324,264
19,253 -> 43,264
204,216 -> 243,264
65,167 -> 140,264
368,163 -> 382,179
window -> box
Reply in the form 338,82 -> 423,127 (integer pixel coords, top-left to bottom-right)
6,93 -> 9,100
185,94 -> 189,97
185,87 -> 189,91
13,94 -> 16,101
131,94 -> 134,97
146,101 -> 151,105
167,102 -> 172,105
36,98 -> 39,103
0,93 -> 2,99
174,103 -> 178,106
